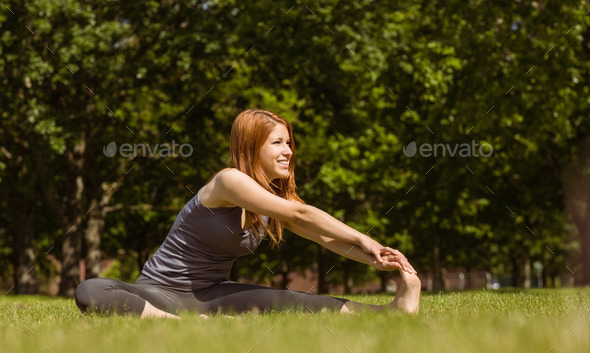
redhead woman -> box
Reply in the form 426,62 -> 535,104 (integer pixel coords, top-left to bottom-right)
75,109 -> 421,318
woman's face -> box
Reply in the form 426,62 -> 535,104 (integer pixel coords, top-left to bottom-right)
258,124 -> 293,181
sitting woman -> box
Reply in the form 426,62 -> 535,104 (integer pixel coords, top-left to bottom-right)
75,109 -> 421,318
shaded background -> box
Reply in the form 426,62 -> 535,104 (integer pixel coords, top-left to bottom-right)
1,0 -> 590,297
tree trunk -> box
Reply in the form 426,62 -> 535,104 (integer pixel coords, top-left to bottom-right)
55,131 -> 89,297
317,245 -> 330,294
570,22 -> 590,285
84,207 -> 103,280
59,227 -> 82,296
9,152 -> 39,294
136,243 -> 149,275
343,260 -> 352,294
279,259 -> 290,289
58,175 -> 85,297
83,181 -> 115,280
15,205 -> 37,294
280,271 -> 290,289
563,138 -> 590,285
542,261 -> 551,288
431,243 -> 445,291
511,256 -> 522,288
578,223 -> 590,285
84,174 -> 117,278
524,257 -> 531,289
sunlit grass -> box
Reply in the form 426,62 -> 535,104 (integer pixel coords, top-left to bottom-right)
1,289 -> 589,353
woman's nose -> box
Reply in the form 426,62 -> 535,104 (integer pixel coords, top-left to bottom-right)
283,145 -> 293,156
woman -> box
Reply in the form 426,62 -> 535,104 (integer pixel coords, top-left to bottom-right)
75,109 -> 421,318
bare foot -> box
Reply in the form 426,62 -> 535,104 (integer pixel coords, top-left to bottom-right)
140,301 -> 181,319
389,271 -> 421,314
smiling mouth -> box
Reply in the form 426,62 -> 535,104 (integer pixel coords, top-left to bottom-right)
277,160 -> 289,166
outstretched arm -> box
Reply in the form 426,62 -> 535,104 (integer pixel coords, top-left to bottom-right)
285,221 -> 417,274
212,168 -> 396,263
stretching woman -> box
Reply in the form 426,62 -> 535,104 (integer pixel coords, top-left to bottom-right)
75,109 -> 421,318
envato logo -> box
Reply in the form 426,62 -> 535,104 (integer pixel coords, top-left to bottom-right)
103,141 -> 193,158
403,141 -> 493,158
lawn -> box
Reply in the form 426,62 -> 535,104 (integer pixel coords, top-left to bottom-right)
1,289 -> 589,353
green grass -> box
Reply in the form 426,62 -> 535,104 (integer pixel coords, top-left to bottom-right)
1,289 -> 589,353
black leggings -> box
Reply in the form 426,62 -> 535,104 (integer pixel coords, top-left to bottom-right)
75,274 -> 349,315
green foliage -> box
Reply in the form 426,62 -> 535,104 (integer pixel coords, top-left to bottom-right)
101,256 -> 140,284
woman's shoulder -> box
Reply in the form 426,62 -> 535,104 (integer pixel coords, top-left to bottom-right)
200,168 -> 253,208
214,168 -> 260,188
216,167 -> 245,179
207,167 -> 241,183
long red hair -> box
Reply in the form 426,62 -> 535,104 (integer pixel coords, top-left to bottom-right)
229,109 -> 304,246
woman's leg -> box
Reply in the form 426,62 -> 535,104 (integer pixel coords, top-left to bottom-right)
194,281 -> 349,314
194,271 -> 420,315
74,277 -> 178,318
195,270 -> 420,315
340,271 -> 421,314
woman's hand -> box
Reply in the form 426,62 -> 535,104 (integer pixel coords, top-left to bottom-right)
358,236 -> 398,264
374,250 -> 417,274
358,237 -> 417,274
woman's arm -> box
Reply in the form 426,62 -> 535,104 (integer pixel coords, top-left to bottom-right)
285,221 -> 417,274
211,168 -> 395,262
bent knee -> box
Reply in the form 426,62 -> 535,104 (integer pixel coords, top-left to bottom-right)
74,278 -> 103,312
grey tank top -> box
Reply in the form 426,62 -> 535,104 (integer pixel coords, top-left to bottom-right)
141,191 -> 268,290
